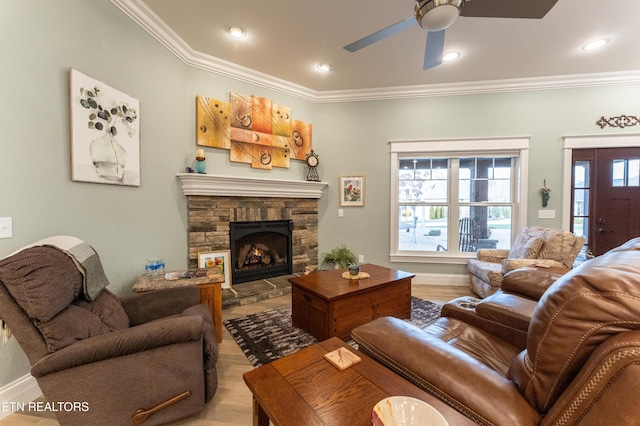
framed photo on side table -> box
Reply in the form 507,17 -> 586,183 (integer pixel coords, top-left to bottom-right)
198,250 -> 231,289
339,176 -> 365,207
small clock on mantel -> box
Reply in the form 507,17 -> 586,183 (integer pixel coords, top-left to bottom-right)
305,150 -> 320,182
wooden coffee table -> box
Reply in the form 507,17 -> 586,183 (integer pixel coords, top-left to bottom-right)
243,337 -> 475,426
288,264 -> 414,340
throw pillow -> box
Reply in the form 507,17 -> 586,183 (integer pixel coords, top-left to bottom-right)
509,230 -> 545,259
537,232 -> 584,268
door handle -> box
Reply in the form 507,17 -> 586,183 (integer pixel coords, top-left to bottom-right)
597,218 -> 613,233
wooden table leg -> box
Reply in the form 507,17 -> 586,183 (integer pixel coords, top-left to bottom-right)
253,396 -> 269,426
199,283 -> 222,343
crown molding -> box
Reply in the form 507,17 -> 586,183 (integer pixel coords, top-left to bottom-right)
111,0 -> 640,104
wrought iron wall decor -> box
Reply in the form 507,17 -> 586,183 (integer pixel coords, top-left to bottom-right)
596,115 -> 640,129
196,93 -> 312,170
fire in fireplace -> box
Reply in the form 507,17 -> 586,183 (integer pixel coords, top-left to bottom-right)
229,220 -> 293,284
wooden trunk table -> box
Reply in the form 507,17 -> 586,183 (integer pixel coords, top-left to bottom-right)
288,264 -> 414,341
132,271 -> 224,343
243,337 -> 475,426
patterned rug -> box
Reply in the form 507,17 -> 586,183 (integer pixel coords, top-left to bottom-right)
224,297 -> 442,367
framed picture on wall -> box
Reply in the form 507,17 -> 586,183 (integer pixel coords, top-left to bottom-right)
69,68 -> 140,186
340,176 -> 365,207
198,250 -> 231,288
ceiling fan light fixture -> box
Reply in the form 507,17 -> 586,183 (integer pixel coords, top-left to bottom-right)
227,26 -> 246,39
415,0 -> 463,31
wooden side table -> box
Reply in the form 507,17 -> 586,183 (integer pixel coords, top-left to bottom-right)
133,271 -> 224,343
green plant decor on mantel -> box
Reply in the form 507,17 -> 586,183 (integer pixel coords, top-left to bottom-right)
321,244 -> 358,269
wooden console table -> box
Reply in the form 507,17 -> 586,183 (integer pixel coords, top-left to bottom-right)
133,271 -> 224,343
289,264 -> 414,341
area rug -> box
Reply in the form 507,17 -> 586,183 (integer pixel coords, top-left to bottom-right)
224,297 -> 441,367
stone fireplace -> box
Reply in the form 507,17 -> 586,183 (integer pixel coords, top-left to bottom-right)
178,174 -> 327,284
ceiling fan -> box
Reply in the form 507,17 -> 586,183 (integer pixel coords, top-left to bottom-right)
343,0 -> 559,70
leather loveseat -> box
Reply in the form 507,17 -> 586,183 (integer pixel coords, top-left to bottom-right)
351,237 -> 640,425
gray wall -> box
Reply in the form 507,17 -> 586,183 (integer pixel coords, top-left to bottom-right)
1,0 -> 638,387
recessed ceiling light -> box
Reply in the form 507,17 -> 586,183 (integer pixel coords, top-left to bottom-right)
582,39 -> 608,51
317,63 -> 331,72
227,26 -> 246,39
442,51 -> 460,62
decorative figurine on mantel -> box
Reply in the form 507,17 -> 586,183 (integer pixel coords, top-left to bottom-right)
305,150 -> 320,181
195,148 -> 206,174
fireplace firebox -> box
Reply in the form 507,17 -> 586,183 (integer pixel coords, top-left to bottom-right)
229,220 -> 293,284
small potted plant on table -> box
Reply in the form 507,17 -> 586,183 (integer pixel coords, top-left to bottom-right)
321,244 -> 358,270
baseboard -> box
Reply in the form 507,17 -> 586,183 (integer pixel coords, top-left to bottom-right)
0,374 -> 42,420
412,272 -> 469,287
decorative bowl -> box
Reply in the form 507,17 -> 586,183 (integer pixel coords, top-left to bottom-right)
371,396 -> 449,426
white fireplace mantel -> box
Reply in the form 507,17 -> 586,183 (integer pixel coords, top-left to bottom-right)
177,173 -> 328,198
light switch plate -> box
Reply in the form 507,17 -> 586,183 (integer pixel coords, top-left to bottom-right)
538,210 -> 556,219
0,217 -> 12,238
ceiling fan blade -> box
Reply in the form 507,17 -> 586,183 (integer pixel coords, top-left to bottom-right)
344,16 -> 415,52
423,29 -> 445,70
460,0 -> 558,19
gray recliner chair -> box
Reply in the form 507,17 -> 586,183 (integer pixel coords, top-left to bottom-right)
0,238 -> 217,425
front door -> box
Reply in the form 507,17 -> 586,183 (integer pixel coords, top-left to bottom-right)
573,148 -> 640,256
594,148 -> 640,254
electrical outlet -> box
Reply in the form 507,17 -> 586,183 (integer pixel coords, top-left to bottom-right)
338,209 -> 344,217
0,217 -> 12,238
358,254 -> 364,263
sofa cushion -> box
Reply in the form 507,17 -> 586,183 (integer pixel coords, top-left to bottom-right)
508,229 -> 544,259
74,289 -> 129,331
36,289 -> 129,352
0,247 -> 82,322
537,231 -> 584,268
0,246 -> 129,353
467,259 -> 503,287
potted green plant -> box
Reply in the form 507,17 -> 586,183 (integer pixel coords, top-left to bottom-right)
321,244 -> 358,269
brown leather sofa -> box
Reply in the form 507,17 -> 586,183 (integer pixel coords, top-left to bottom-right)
0,239 -> 217,425
351,238 -> 640,425
442,266 -> 566,349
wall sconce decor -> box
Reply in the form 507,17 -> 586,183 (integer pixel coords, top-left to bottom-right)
540,179 -> 551,207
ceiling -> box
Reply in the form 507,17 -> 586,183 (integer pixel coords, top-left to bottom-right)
133,0 -> 640,94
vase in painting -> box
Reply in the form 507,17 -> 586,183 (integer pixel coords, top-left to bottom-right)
90,131 -> 126,180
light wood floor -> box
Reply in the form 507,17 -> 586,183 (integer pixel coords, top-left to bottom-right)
1,284 -> 472,426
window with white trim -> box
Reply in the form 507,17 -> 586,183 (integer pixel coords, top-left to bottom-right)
389,138 -> 529,264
